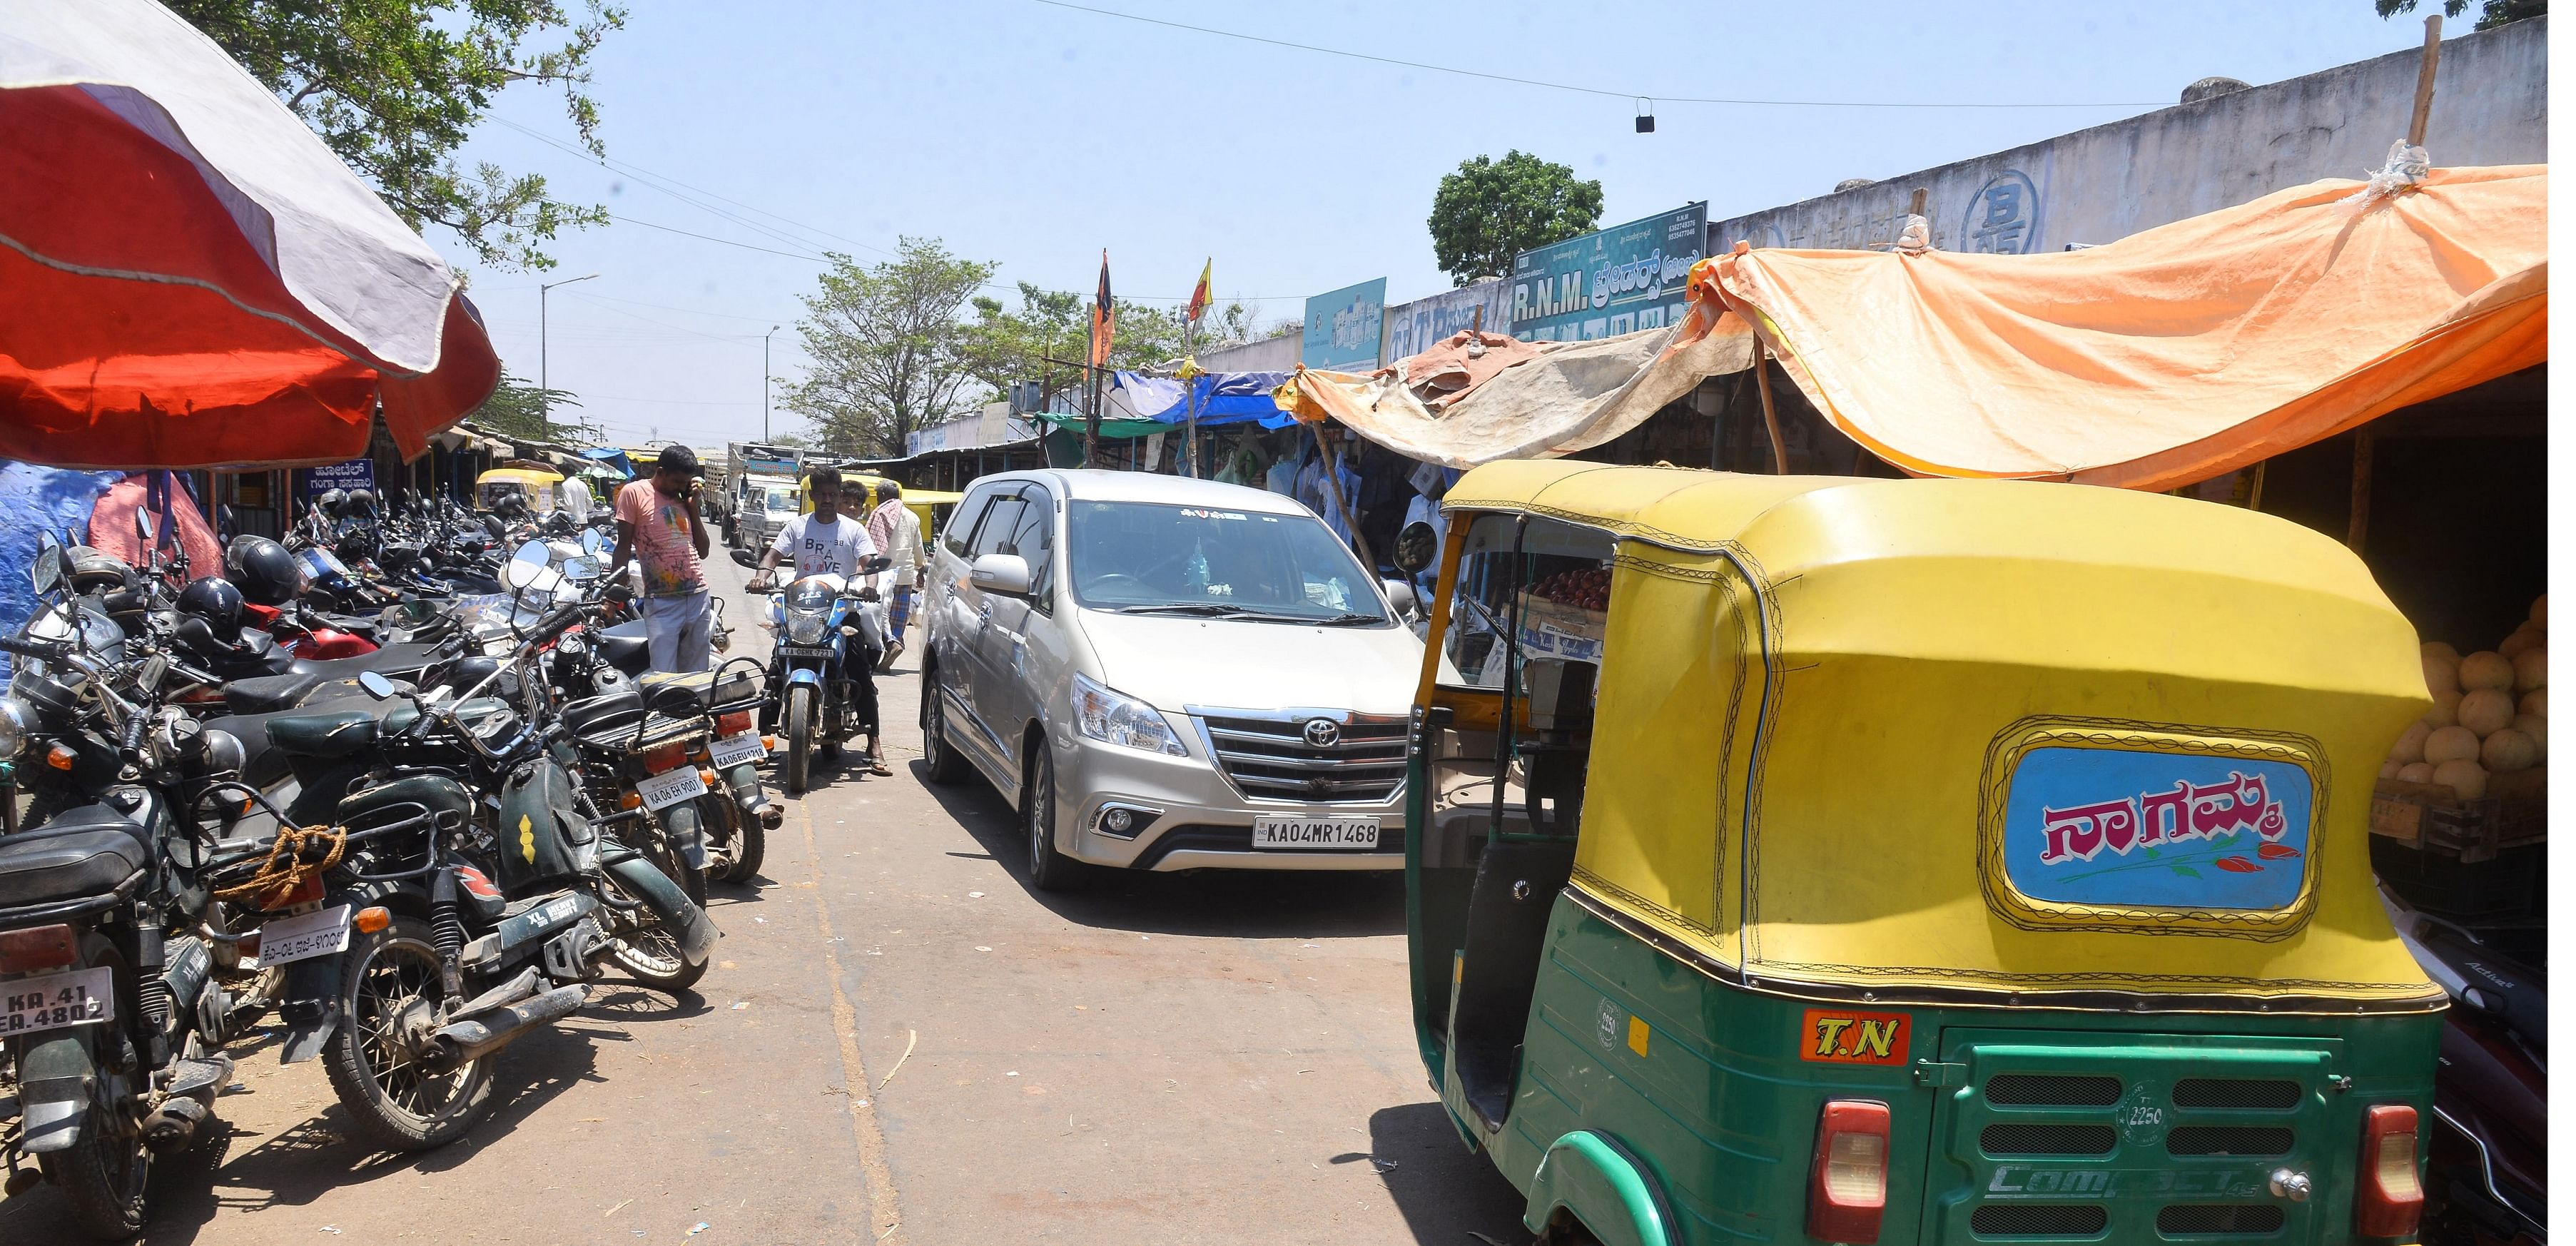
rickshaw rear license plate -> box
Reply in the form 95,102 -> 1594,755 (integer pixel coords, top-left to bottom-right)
638,765 -> 709,811
1,966 -> 113,1035
708,732 -> 767,768
1252,816 -> 1380,849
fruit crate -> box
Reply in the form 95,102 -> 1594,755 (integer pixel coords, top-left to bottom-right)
2370,836 -> 2542,921
2369,769 -> 2547,863
1513,594 -> 1606,664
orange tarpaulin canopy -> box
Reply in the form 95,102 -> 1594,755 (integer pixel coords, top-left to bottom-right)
1685,165 -> 2545,490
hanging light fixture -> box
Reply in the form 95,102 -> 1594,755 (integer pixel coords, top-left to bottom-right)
1635,97 -> 1656,133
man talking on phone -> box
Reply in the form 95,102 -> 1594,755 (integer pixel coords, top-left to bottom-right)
610,445 -> 714,672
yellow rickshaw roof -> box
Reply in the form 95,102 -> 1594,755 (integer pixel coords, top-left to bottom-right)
477,467 -> 564,486
1440,461 -> 2438,1009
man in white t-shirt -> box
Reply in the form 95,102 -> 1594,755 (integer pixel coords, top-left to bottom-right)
750,465 -> 877,589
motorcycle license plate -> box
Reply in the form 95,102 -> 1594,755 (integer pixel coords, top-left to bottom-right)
1250,816 -> 1381,849
707,731 -> 767,769
0,966 -> 114,1036
637,765 -> 709,811
253,905 -> 353,968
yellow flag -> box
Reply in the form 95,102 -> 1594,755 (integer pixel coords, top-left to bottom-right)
1187,258 -> 1213,324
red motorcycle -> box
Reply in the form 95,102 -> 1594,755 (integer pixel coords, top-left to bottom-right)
242,599 -> 379,658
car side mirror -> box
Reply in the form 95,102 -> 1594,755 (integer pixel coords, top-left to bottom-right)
729,548 -> 758,568
968,553 -> 1031,596
1381,579 -> 1420,620
1393,521 -> 1439,576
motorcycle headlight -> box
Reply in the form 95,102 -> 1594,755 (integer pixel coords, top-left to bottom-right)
1071,674 -> 1187,756
786,613 -> 830,646
0,695 -> 31,760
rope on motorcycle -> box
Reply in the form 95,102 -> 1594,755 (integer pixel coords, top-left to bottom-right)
211,824 -> 350,905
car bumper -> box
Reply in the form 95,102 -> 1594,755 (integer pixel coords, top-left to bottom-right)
1054,734 -> 1404,872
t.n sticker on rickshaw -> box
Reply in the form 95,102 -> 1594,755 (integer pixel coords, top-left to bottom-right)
1801,1009 -> 1910,1065
2002,748 -> 2313,911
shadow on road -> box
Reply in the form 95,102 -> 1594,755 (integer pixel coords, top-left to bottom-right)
912,757 -> 1406,940
1366,1102 -> 1532,1245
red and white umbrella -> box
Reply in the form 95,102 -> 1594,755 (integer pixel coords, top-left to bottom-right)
0,0 -> 501,469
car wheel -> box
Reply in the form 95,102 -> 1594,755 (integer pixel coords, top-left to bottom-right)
921,675 -> 968,786
1021,744 -> 1080,892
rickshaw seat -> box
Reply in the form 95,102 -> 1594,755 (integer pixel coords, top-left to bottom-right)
1451,834 -> 1578,1130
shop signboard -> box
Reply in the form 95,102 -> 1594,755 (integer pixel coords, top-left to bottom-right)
906,402 -> 1039,457
1302,278 -> 1387,370
303,458 -> 374,497
1509,203 -> 1706,343
1384,280 -> 1510,363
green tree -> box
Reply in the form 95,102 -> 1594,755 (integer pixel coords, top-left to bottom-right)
2375,0 -> 2544,27
465,373 -> 598,443
169,0 -> 627,272
781,238 -> 998,458
961,286 -> 1276,411
1426,151 -> 1604,287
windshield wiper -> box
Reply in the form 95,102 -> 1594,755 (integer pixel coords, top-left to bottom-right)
1304,612 -> 1387,627
1107,602 -> 1258,617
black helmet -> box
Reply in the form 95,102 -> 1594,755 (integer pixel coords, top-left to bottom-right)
226,537 -> 304,606
176,577 -> 245,642
66,546 -> 135,596
316,487 -> 348,517
348,488 -> 377,514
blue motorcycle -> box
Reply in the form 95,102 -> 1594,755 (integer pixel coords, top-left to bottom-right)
738,553 -> 888,795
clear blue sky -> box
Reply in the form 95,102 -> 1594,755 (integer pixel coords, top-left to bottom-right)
440,0 -> 2446,448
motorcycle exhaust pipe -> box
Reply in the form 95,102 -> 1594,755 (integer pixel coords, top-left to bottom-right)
141,1095 -> 208,1155
419,983 -> 590,1075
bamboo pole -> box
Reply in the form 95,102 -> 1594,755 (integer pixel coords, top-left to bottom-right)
1753,348 -> 1789,474
2348,432 -> 2374,552
2408,14 -> 2443,147
1309,423 -> 1376,572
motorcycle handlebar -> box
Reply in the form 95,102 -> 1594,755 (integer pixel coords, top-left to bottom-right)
0,634 -> 66,662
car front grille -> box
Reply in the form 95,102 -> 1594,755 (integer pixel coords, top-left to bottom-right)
1189,709 -> 1408,804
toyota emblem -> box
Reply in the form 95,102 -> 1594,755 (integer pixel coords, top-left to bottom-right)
1302,718 -> 1342,748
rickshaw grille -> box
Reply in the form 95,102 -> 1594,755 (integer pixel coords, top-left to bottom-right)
1978,1123 -> 2115,1155
1968,1204 -> 2107,1237
2155,1204 -> 2286,1235
1982,1073 -> 2121,1106
2170,1077 -> 2302,1109
2164,1125 -> 2295,1157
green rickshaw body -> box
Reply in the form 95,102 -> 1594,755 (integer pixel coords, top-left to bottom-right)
1403,463 -> 2444,1246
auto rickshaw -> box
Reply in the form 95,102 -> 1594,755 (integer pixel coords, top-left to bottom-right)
475,464 -> 564,515
1396,461 -> 2443,1246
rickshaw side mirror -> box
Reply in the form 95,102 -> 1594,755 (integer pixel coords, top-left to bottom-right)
1394,522 -> 1439,576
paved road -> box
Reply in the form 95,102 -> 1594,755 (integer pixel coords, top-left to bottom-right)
6,550 -> 1527,1245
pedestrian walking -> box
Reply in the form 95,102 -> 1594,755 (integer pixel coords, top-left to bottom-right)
865,479 -> 926,673
610,445 -> 714,672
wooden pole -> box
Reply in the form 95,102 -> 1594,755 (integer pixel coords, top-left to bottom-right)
2348,432 -> 2375,552
1309,424 -> 1376,572
1907,187 -> 1927,218
2408,14 -> 2443,147
1753,348 -> 1789,475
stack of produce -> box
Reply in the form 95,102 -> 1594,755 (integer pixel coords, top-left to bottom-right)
2383,594 -> 2547,799
1526,567 -> 1610,611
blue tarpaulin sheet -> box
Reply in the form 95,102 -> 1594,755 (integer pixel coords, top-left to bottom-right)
1106,370 -> 1292,428
0,462 -> 121,681
579,446 -> 636,479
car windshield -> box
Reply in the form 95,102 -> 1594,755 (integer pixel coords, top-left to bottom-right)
762,487 -> 797,512
1066,500 -> 1386,624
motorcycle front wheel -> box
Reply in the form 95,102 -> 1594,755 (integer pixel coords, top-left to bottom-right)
37,1033 -> 150,1239
322,916 -> 495,1152
600,849 -> 710,993
781,684 -> 816,796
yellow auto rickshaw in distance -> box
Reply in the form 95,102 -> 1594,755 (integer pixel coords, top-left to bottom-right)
475,463 -> 564,516
1396,460 -> 2443,1246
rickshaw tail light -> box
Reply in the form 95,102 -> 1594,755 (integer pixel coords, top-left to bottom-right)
1807,1099 -> 1889,1244
2355,1104 -> 2423,1237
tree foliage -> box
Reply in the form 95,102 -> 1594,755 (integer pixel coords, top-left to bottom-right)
2375,0 -> 2544,27
170,0 -> 626,272
781,238 -> 998,458
1426,151 -> 1604,287
960,285 -> 1282,411
466,373 -> 597,443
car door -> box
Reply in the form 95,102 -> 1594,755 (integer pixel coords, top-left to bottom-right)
930,485 -> 1000,739
951,489 -> 1027,764
973,483 -> 1055,763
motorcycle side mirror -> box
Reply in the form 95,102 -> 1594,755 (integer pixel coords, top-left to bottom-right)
139,652 -> 168,693
729,548 -> 759,568
31,531 -> 60,595
135,508 -> 156,547
173,614 -> 220,653
1393,521 -> 1439,576
356,670 -> 400,701
862,554 -> 893,575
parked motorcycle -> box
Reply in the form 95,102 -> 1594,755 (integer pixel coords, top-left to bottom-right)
736,550 -> 889,795
2386,888 -> 2547,1245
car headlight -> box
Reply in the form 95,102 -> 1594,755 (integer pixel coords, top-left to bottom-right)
1071,674 -> 1187,756
0,695 -> 30,760
786,613 -> 830,646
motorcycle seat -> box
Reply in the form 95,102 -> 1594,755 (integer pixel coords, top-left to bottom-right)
224,671 -> 328,716
561,687 -> 646,739
265,709 -> 392,759
596,620 -> 650,675
0,805 -> 150,908
206,687 -> 384,786
290,639 -> 446,682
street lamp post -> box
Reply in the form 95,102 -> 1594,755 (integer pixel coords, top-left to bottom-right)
539,273 -> 600,441
764,325 -> 780,442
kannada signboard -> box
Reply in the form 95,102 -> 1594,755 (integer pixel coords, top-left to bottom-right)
1302,278 -> 1387,370
303,458 -> 374,498
1509,203 -> 1707,343
1384,280 -> 1510,362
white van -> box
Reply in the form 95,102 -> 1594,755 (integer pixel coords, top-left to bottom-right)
918,470 -> 1422,888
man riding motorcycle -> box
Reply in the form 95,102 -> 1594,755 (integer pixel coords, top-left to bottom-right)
748,469 -> 889,776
